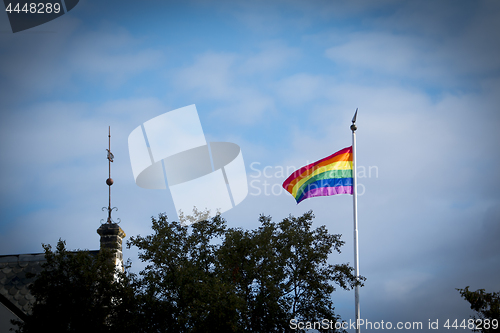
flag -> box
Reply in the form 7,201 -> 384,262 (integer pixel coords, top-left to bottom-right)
282,146 -> 353,203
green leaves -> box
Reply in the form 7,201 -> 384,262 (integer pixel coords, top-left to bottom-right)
14,211 -> 363,333
13,239 -> 138,333
129,210 -> 363,332
457,286 -> 500,333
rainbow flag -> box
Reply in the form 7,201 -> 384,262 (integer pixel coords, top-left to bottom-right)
282,146 -> 353,203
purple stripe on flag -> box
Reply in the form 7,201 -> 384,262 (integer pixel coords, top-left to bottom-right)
298,185 -> 353,203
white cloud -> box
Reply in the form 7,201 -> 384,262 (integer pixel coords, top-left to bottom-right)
240,41 -> 300,75
0,19 -> 165,104
174,51 -> 279,124
175,52 -> 237,100
325,32 -> 450,84
324,1 -> 500,89
0,97 -> 173,242
67,26 -> 164,88
275,73 -> 326,106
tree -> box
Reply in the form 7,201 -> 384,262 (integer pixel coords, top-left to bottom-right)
128,210 -> 241,333
13,211 -> 362,333
217,211 -> 363,332
128,210 -> 363,333
457,287 -> 500,332
12,239 -> 138,333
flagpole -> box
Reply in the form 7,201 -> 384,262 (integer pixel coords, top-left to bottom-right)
351,109 -> 360,333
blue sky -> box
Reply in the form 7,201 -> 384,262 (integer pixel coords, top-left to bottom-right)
1,0 -> 499,331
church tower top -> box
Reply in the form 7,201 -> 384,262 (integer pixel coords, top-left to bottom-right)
97,126 -> 125,271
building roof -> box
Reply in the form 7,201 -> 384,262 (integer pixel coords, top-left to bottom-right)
0,253 -> 45,320
0,251 -> 99,319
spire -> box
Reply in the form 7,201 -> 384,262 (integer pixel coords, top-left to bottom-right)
98,126 -> 125,272
102,126 -> 120,224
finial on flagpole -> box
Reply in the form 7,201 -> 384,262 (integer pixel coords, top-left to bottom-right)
351,108 -> 358,132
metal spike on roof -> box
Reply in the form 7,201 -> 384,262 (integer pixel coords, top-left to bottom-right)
101,126 -> 120,224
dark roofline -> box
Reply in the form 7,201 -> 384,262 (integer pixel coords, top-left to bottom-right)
0,286 -> 28,322
0,253 -> 45,262
0,250 -> 100,259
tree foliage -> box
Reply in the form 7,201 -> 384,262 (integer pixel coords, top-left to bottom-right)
12,240 -> 138,333
128,210 -> 363,332
12,211 -> 362,333
457,286 -> 500,332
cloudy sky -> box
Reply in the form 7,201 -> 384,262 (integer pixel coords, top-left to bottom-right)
1,0 -> 499,331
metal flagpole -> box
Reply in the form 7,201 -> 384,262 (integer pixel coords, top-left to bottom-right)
350,109 -> 360,333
